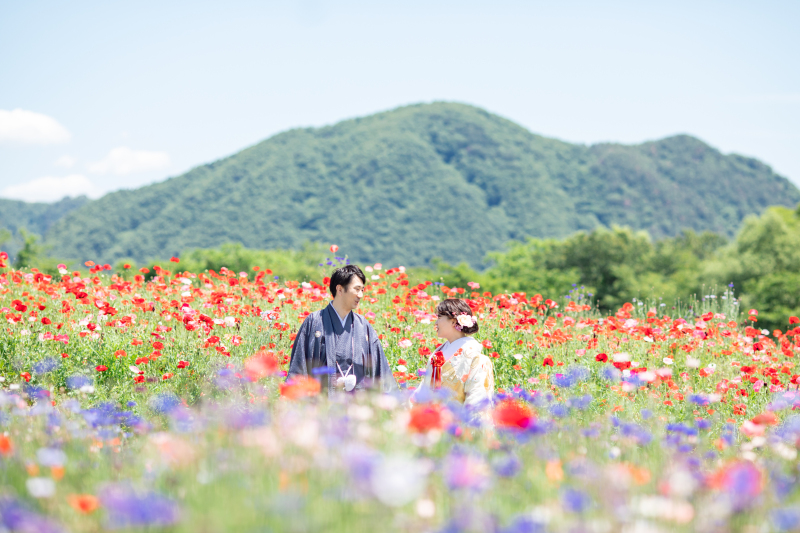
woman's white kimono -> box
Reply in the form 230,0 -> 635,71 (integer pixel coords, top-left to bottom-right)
413,336 -> 495,412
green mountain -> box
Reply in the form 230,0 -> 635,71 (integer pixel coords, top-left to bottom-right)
0,196 -> 90,259
34,102 -> 800,266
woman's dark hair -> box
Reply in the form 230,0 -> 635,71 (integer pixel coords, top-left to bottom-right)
436,298 -> 479,335
329,265 -> 367,297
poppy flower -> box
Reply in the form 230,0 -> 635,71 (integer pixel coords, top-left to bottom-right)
0,435 -> 13,456
20,372 -> 31,382
279,376 -> 321,399
244,351 -> 279,380
162,373 -> 173,380
595,353 -> 608,362
67,494 -> 100,514
407,404 -> 444,433
493,399 -> 533,430
177,360 -> 190,369
95,365 -> 108,372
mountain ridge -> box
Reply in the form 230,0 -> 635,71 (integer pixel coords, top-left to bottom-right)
4,102 -> 798,267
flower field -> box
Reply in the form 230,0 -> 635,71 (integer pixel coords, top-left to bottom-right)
2,253 -> 800,532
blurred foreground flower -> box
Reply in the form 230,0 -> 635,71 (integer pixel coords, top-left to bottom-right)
493,400 -> 534,430
370,455 -> 430,506
245,350 -> 279,381
279,376 -> 321,399
100,484 -> 180,529
67,494 -> 100,514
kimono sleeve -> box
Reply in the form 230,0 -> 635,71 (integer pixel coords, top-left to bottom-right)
371,336 -> 399,393
464,353 -> 494,410
287,315 -> 313,379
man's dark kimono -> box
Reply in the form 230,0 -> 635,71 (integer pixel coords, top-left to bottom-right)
288,303 -> 398,394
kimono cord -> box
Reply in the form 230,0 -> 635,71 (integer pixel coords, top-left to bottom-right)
430,350 -> 445,389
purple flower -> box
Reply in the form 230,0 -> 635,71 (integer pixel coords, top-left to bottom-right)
491,451 -> 521,478
0,496 -> 64,533
443,451 -> 491,491
32,357 -> 59,374
561,488 -> 592,513
773,507 -> 800,532
100,484 -> 180,529
149,392 -> 180,414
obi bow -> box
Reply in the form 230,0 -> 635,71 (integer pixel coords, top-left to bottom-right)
430,351 -> 445,389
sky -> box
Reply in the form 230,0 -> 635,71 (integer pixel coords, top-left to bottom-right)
1,0 -> 798,203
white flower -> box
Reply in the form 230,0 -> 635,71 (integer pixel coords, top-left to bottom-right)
456,314 -> 475,328
686,357 -> 700,369
398,338 -> 412,349
663,358 -> 673,365
513,353 -> 523,360
370,455 -> 429,507
27,477 -> 55,498
396,365 -> 408,373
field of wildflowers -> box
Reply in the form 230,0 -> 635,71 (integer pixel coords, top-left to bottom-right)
2,250 -> 800,532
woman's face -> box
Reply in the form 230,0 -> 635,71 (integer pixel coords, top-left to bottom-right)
434,314 -> 458,339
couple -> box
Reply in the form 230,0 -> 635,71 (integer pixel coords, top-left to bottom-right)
287,265 -> 495,407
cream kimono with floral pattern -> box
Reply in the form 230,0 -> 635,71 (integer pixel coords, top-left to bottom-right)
413,336 -> 495,409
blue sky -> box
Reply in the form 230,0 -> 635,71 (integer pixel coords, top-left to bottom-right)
1,0 -> 798,202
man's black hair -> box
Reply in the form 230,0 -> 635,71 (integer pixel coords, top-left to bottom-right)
329,265 -> 366,298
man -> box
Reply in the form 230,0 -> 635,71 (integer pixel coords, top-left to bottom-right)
287,265 -> 397,394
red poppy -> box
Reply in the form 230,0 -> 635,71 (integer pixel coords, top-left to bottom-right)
162,373 -> 173,380
170,257 -> 180,263
20,372 -> 31,382
114,350 -> 127,358
177,360 -> 190,369
790,316 -> 800,325
407,404 -> 444,433
595,353 -> 608,362
67,494 -> 100,514
279,376 -> 321,399
244,351 -> 279,381
330,244 -> 339,253
543,357 -> 554,367
493,399 -> 533,430
95,365 -> 108,372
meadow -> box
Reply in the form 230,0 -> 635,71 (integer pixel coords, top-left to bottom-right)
1,251 -> 800,532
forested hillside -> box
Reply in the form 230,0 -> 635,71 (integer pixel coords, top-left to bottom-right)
19,103 -> 800,266
0,196 -> 89,259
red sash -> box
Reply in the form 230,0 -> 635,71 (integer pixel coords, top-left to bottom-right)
430,350 -> 445,389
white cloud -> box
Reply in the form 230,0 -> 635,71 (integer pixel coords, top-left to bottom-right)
0,175 -> 99,203
54,155 -> 77,168
0,109 -> 71,144
88,146 -> 170,175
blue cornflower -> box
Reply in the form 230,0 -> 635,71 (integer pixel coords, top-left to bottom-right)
492,451 -> 522,478
66,375 -> 91,390
32,357 -> 59,374
149,393 -> 180,414
0,496 -> 63,533
567,394 -> 592,410
100,485 -> 180,529
561,488 -> 592,513
549,404 -> 570,418
773,507 -> 800,532
501,515 -> 546,533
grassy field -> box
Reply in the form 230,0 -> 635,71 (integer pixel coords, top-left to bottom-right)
1,256 -> 799,532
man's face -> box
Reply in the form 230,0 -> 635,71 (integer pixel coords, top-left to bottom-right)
337,277 -> 364,311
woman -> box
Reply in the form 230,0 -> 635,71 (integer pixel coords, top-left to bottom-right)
413,299 -> 494,410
